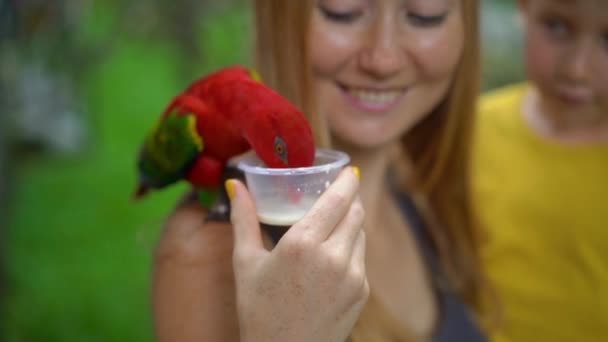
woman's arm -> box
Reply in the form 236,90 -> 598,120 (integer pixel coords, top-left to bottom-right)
152,200 -> 239,342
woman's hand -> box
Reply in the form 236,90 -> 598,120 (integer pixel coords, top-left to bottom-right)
227,167 -> 369,342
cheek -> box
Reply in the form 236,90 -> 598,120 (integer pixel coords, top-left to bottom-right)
593,56 -> 608,109
409,19 -> 464,81
599,83 -> 608,114
524,29 -> 556,84
309,21 -> 360,75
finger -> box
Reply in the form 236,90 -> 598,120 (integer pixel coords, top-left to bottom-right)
226,179 -> 266,261
324,196 -> 365,254
351,228 -> 367,274
288,167 -> 359,242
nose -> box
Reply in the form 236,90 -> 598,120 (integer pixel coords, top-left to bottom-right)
561,39 -> 593,83
359,17 -> 405,78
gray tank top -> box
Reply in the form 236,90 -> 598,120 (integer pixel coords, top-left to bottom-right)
394,191 -> 485,342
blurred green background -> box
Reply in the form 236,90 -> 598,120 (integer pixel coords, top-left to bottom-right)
0,0 -> 523,340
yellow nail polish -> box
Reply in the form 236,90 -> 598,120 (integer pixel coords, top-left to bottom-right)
352,166 -> 361,180
225,179 -> 236,200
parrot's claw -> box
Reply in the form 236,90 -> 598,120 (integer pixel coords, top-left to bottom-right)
207,201 -> 229,222
203,165 -> 246,223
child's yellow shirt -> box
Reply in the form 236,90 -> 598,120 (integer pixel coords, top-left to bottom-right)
473,83 -> 608,341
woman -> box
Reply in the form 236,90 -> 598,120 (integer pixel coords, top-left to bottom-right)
153,0 -> 487,340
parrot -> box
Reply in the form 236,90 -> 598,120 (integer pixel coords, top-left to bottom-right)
133,65 -> 315,206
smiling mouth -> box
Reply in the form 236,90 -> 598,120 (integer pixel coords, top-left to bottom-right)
338,83 -> 407,112
554,87 -> 593,106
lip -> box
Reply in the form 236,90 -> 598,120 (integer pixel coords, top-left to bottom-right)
554,86 -> 594,106
338,83 -> 408,113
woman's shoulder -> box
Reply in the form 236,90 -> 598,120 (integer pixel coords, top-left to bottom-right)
156,193 -> 275,267
156,199 -> 235,266
153,197 -> 241,341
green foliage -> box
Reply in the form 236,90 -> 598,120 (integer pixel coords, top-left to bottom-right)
3,3 -> 249,341
481,0 -> 526,90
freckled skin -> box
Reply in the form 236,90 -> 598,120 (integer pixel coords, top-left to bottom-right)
309,0 -> 464,148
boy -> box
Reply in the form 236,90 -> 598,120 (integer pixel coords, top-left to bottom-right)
473,0 -> 608,340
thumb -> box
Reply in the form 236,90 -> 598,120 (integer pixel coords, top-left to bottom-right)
225,179 -> 265,260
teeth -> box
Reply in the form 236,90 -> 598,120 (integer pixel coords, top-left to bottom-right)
349,89 -> 401,104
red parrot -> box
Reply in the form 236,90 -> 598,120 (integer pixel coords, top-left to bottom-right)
134,66 -> 315,203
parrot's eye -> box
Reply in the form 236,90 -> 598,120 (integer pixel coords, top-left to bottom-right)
274,136 -> 288,164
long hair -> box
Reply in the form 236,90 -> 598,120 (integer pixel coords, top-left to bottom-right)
251,0 -> 330,147
251,0 -> 488,339
399,0 -> 483,310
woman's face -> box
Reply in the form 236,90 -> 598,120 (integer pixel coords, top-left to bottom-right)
309,0 -> 464,149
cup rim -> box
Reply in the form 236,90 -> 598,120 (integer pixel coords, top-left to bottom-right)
237,148 -> 350,176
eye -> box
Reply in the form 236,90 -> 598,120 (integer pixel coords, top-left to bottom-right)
274,136 -> 288,163
318,5 -> 362,24
407,12 -> 448,28
543,16 -> 571,39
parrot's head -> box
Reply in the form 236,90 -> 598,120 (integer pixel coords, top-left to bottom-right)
247,106 -> 315,168
134,113 -> 203,199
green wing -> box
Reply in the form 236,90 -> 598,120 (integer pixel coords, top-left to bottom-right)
137,113 -> 203,189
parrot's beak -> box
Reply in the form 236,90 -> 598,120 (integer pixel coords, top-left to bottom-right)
132,184 -> 150,201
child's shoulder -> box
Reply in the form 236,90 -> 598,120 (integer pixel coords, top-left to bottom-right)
478,82 -> 529,116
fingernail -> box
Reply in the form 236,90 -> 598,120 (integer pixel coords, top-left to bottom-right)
352,166 -> 361,180
225,179 -> 236,200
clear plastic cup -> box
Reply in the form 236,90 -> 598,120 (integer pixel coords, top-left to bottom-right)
237,148 -> 350,227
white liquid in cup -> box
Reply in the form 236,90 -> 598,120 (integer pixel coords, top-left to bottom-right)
256,195 -> 318,226
258,212 -> 308,226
